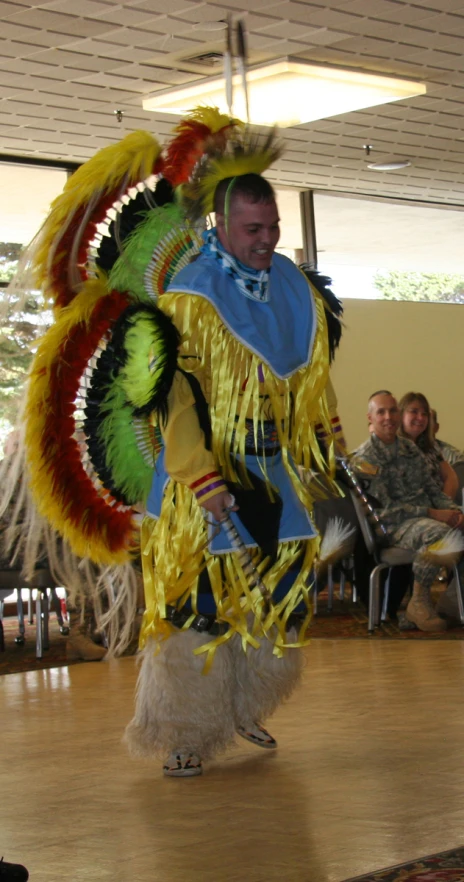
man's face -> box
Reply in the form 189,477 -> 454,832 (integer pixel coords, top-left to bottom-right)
368,394 -> 400,445
216,195 -> 280,271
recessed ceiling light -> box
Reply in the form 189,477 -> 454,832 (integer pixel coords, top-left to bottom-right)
367,160 -> 411,170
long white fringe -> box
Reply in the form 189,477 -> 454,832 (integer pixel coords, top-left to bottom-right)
0,395 -> 139,656
125,626 -> 303,761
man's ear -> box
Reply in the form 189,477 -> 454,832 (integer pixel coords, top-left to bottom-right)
216,213 -> 228,247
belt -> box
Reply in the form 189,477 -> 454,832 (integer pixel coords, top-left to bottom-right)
164,605 -> 229,636
165,606 -> 305,634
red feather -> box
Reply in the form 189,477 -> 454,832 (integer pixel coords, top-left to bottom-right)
40,291 -> 138,557
164,120 -> 233,188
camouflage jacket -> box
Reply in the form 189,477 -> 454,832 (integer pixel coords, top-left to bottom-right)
436,438 -> 464,467
350,434 -> 460,534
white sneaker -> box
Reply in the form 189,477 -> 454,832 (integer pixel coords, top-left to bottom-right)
163,752 -> 202,777
236,723 -> 277,749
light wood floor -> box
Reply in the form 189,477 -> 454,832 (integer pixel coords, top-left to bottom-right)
2,638 -> 464,882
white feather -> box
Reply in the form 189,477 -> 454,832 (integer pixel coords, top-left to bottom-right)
318,517 -> 356,565
224,50 -> 233,115
422,529 -> 464,564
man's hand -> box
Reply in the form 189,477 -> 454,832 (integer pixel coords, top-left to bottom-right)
428,509 -> 464,530
202,491 -> 239,523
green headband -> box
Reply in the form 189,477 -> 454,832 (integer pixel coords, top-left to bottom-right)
224,176 -> 237,236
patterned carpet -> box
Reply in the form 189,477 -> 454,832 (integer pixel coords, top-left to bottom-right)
343,846 -> 464,881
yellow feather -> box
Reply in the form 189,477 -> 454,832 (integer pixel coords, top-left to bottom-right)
199,151 -> 278,214
24,277 -> 131,566
33,131 -> 162,293
183,106 -> 241,133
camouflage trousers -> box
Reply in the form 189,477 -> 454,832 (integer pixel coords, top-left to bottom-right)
390,518 -> 454,590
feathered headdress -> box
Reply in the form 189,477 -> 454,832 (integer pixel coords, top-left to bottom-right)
180,125 -> 284,222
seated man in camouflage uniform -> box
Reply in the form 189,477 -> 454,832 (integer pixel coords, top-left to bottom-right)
351,390 -> 464,632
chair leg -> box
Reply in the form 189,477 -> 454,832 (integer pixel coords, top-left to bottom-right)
368,564 -> 388,632
453,564 -> 464,625
50,588 -> 64,628
327,565 -> 334,611
349,556 -> 357,604
28,588 -> 33,624
43,591 -> 50,651
381,569 -> 392,622
36,591 -> 50,658
312,575 -> 318,616
0,600 -> 4,652
339,567 -> 346,601
16,588 -> 26,645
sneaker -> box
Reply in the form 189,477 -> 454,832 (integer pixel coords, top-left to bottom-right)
163,752 -> 202,777
236,723 -> 277,749
0,857 -> 29,881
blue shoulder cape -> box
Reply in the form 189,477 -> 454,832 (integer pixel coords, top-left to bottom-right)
167,251 -> 317,380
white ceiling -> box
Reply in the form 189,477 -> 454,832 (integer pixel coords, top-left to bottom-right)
3,0 -> 464,207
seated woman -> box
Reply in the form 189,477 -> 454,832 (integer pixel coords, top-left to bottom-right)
398,391 -> 458,500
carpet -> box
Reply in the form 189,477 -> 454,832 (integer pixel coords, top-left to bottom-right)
0,615 -> 79,675
343,845 -> 464,881
311,597 -> 464,640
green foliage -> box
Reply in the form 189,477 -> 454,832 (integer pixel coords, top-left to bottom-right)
0,242 -> 50,435
0,242 -> 22,283
373,270 -> 464,303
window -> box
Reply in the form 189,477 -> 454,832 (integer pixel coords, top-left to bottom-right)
314,192 -> 464,302
0,162 -> 69,449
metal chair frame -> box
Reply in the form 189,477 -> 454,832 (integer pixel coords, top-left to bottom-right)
348,491 -> 464,633
0,570 -> 67,657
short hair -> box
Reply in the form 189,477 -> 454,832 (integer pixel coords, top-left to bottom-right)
368,389 -> 393,404
367,390 -> 395,414
213,173 -> 276,215
398,391 -> 434,452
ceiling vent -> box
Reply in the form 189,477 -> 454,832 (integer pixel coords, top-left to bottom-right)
180,52 -> 223,69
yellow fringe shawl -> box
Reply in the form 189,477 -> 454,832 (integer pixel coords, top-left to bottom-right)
139,284 -> 337,670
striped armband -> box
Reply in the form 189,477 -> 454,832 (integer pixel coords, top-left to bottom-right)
190,471 -> 228,504
316,416 -> 346,451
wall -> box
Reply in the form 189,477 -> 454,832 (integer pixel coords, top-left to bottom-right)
330,298 -> 464,452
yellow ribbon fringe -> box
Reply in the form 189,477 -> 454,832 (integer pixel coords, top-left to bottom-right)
139,283 -> 336,670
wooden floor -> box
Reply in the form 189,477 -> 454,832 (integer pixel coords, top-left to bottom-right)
2,639 -> 464,882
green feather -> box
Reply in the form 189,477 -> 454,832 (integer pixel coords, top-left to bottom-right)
120,315 -> 170,411
98,377 -> 154,504
108,203 -> 188,300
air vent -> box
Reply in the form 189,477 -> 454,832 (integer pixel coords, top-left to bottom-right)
181,52 -> 223,68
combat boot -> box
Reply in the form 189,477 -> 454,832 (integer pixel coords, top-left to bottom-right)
66,605 -> 106,661
436,577 -> 462,625
405,581 -> 447,632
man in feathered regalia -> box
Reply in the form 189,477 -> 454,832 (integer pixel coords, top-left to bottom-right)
11,108 -> 345,777
123,130 -> 345,776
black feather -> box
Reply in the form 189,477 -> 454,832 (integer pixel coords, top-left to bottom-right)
95,178 -> 174,274
299,265 -> 343,363
83,302 -> 180,504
